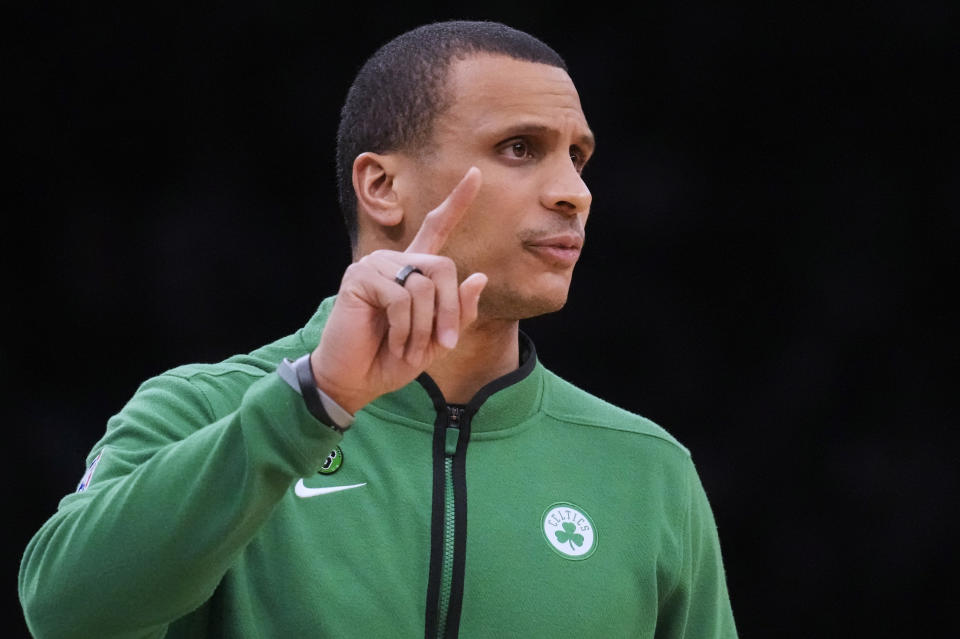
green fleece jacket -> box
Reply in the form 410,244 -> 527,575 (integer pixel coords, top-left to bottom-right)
20,297 -> 737,638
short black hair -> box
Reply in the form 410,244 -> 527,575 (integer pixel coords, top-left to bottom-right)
335,20 -> 568,247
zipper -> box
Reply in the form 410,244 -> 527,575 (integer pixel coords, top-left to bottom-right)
425,404 -> 470,639
436,405 -> 463,638
420,335 -> 536,638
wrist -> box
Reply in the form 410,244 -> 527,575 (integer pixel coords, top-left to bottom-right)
309,351 -> 371,415
276,355 -> 355,432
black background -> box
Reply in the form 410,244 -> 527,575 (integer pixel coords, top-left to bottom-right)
7,1 -> 958,636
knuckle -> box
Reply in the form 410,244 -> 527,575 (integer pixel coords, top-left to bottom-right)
406,274 -> 433,294
396,286 -> 414,303
421,255 -> 456,279
341,261 -> 369,286
387,287 -> 412,307
437,257 -> 457,277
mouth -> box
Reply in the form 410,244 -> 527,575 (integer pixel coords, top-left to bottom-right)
523,234 -> 584,268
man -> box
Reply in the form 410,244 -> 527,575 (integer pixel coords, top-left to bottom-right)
20,21 -> 737,638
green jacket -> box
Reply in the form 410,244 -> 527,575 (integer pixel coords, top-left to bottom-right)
20,297 -> 737,638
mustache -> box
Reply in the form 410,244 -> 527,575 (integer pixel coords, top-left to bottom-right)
517,225 -> 585,244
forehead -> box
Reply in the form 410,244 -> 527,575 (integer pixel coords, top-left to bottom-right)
438,53 -> 592,139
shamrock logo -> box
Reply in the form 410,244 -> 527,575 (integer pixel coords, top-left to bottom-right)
554,521 -> 584,552
542,503 -> 597,560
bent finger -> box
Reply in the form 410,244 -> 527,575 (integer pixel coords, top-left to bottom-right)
425,257 -> 461,350
367,251 -> 461,350
403,273 -> 436,367
353,273 -> 412,360
458,272 -> 488,331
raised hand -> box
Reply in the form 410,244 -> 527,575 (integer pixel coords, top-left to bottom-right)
309,167 -> 488,414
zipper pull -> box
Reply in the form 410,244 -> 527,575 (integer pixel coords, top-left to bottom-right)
445,406 -> 463,456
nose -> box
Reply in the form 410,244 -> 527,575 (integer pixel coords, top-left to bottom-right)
541,156 -> 592,216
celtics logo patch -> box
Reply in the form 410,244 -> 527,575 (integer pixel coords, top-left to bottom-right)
541,502 -> 597,560
318,446 -> 344,475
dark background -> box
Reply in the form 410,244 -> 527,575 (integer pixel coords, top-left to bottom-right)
7,1 -> 958,636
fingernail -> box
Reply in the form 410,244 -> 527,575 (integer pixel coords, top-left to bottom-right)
440,329 -> 458,349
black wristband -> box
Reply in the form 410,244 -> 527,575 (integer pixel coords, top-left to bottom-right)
292,354 -> 347,434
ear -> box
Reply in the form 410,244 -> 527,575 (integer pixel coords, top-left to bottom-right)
352,152 -> 404,228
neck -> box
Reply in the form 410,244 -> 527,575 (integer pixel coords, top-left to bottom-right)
426,318 -> 520,404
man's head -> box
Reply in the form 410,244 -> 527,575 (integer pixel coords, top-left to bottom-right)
337,21 -> 594,320
336,21 -> 569,247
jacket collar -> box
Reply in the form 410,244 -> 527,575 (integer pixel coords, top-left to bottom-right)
301,296 -> 544,433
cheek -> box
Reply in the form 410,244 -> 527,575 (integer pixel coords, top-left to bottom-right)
439,179 -> 531,270
443,217 -> 512,279
459,189 -> 517,241
408,157 -> 473,213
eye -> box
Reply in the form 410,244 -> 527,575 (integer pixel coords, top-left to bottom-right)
570,147 -> 587,173
510,140 -> 531,158
499,138 -> 536,161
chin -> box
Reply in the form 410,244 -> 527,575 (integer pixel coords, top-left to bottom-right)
478,285 -> 570,321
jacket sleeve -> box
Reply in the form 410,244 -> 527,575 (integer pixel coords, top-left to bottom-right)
18,368 -> 343,639
656,457 -> 738,639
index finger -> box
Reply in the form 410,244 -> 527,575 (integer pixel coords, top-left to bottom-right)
405,166 -> 482,255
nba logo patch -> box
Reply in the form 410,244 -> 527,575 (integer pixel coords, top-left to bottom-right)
76,451 -> 103,493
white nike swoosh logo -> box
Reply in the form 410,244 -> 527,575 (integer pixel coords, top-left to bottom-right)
294,479 -> 367,498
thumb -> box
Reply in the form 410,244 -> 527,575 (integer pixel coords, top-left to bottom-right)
458,273 -> 488,330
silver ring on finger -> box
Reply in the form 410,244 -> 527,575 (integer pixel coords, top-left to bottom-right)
394,264 -> 424,287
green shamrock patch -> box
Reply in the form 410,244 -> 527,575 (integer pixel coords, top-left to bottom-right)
555,521 -> 584,552
541,502 -> 597,560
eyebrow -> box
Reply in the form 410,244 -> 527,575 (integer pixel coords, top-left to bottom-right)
495,122 -> 596,154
